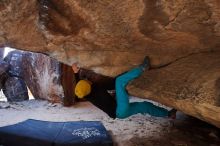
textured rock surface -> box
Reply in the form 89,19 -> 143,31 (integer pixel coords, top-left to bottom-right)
4,50 -> 24,77
0,0 -> 219,127
2,50 -> 64,102
128,52 -> 220,127
0,60 -> 9,90
2,77 -> 29,102
0,60 -> 9,76
60,63 -> 75,106
0,0 -> 219,76
22,52 -> 64,102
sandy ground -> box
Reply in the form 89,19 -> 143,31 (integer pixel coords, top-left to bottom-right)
0,99 -> 219,146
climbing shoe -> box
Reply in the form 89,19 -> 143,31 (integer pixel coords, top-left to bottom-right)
140,56 -> 150,71
168,109 -> 177,119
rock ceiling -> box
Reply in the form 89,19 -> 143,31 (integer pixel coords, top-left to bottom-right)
0,0 -> 220,127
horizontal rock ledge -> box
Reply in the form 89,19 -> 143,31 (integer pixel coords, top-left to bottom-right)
127,51 -> 220,128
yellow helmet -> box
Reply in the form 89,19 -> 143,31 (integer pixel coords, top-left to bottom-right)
75,80 -> 91,98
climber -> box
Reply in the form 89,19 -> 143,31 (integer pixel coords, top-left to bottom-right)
72,57 -> 177,119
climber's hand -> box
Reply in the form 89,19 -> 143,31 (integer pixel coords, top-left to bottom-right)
72,63 -> 80,73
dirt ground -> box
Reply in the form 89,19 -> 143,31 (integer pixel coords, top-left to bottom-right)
0,100 -> 219,146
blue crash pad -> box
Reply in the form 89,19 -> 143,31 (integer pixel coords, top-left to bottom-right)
0,119 -> 113,146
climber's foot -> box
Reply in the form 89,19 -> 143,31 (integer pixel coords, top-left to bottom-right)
168,109 -> 177,119
140,56 -> 150,71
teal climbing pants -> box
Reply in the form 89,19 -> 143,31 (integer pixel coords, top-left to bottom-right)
116,67 -> 169,119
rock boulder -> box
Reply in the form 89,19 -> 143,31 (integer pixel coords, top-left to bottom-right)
4,50 -> 24,78
0,60 -> 9,76
128,52 -> 220,127
0,0 -> 219,76
2,49 -> 64,102
2,77 -> 29,102
0,0 -> 220,127
22,52 -> 64,102
0,60 -> 9,90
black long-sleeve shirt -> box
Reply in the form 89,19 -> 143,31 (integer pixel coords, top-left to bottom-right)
75,69 -> 117,118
